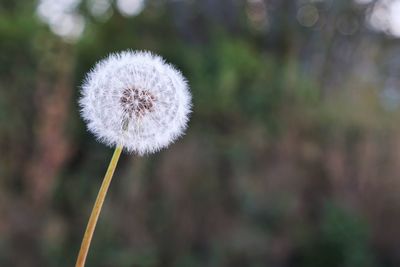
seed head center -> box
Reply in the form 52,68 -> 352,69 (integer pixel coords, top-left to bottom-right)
120,88 -> 156,119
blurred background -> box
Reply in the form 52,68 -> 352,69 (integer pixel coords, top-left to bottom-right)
1,0 -> 400,266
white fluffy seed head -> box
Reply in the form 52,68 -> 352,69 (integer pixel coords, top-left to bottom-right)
79,50 -> 192,155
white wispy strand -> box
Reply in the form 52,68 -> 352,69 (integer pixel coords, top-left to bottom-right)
79,50 -> 192,155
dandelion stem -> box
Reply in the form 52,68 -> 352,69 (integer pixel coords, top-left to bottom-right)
75,145 -> 123,267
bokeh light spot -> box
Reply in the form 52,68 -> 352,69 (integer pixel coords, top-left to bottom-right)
297,5 -> 319,28
116,0 -> 145,17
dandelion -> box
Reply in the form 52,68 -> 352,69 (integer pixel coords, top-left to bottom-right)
79,50 -> 191,155
75,51 -> 191,267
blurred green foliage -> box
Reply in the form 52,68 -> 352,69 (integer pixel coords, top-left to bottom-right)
1,0 -> 400,267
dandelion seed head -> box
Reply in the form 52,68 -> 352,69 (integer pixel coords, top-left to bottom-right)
79,50 -> 192,155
